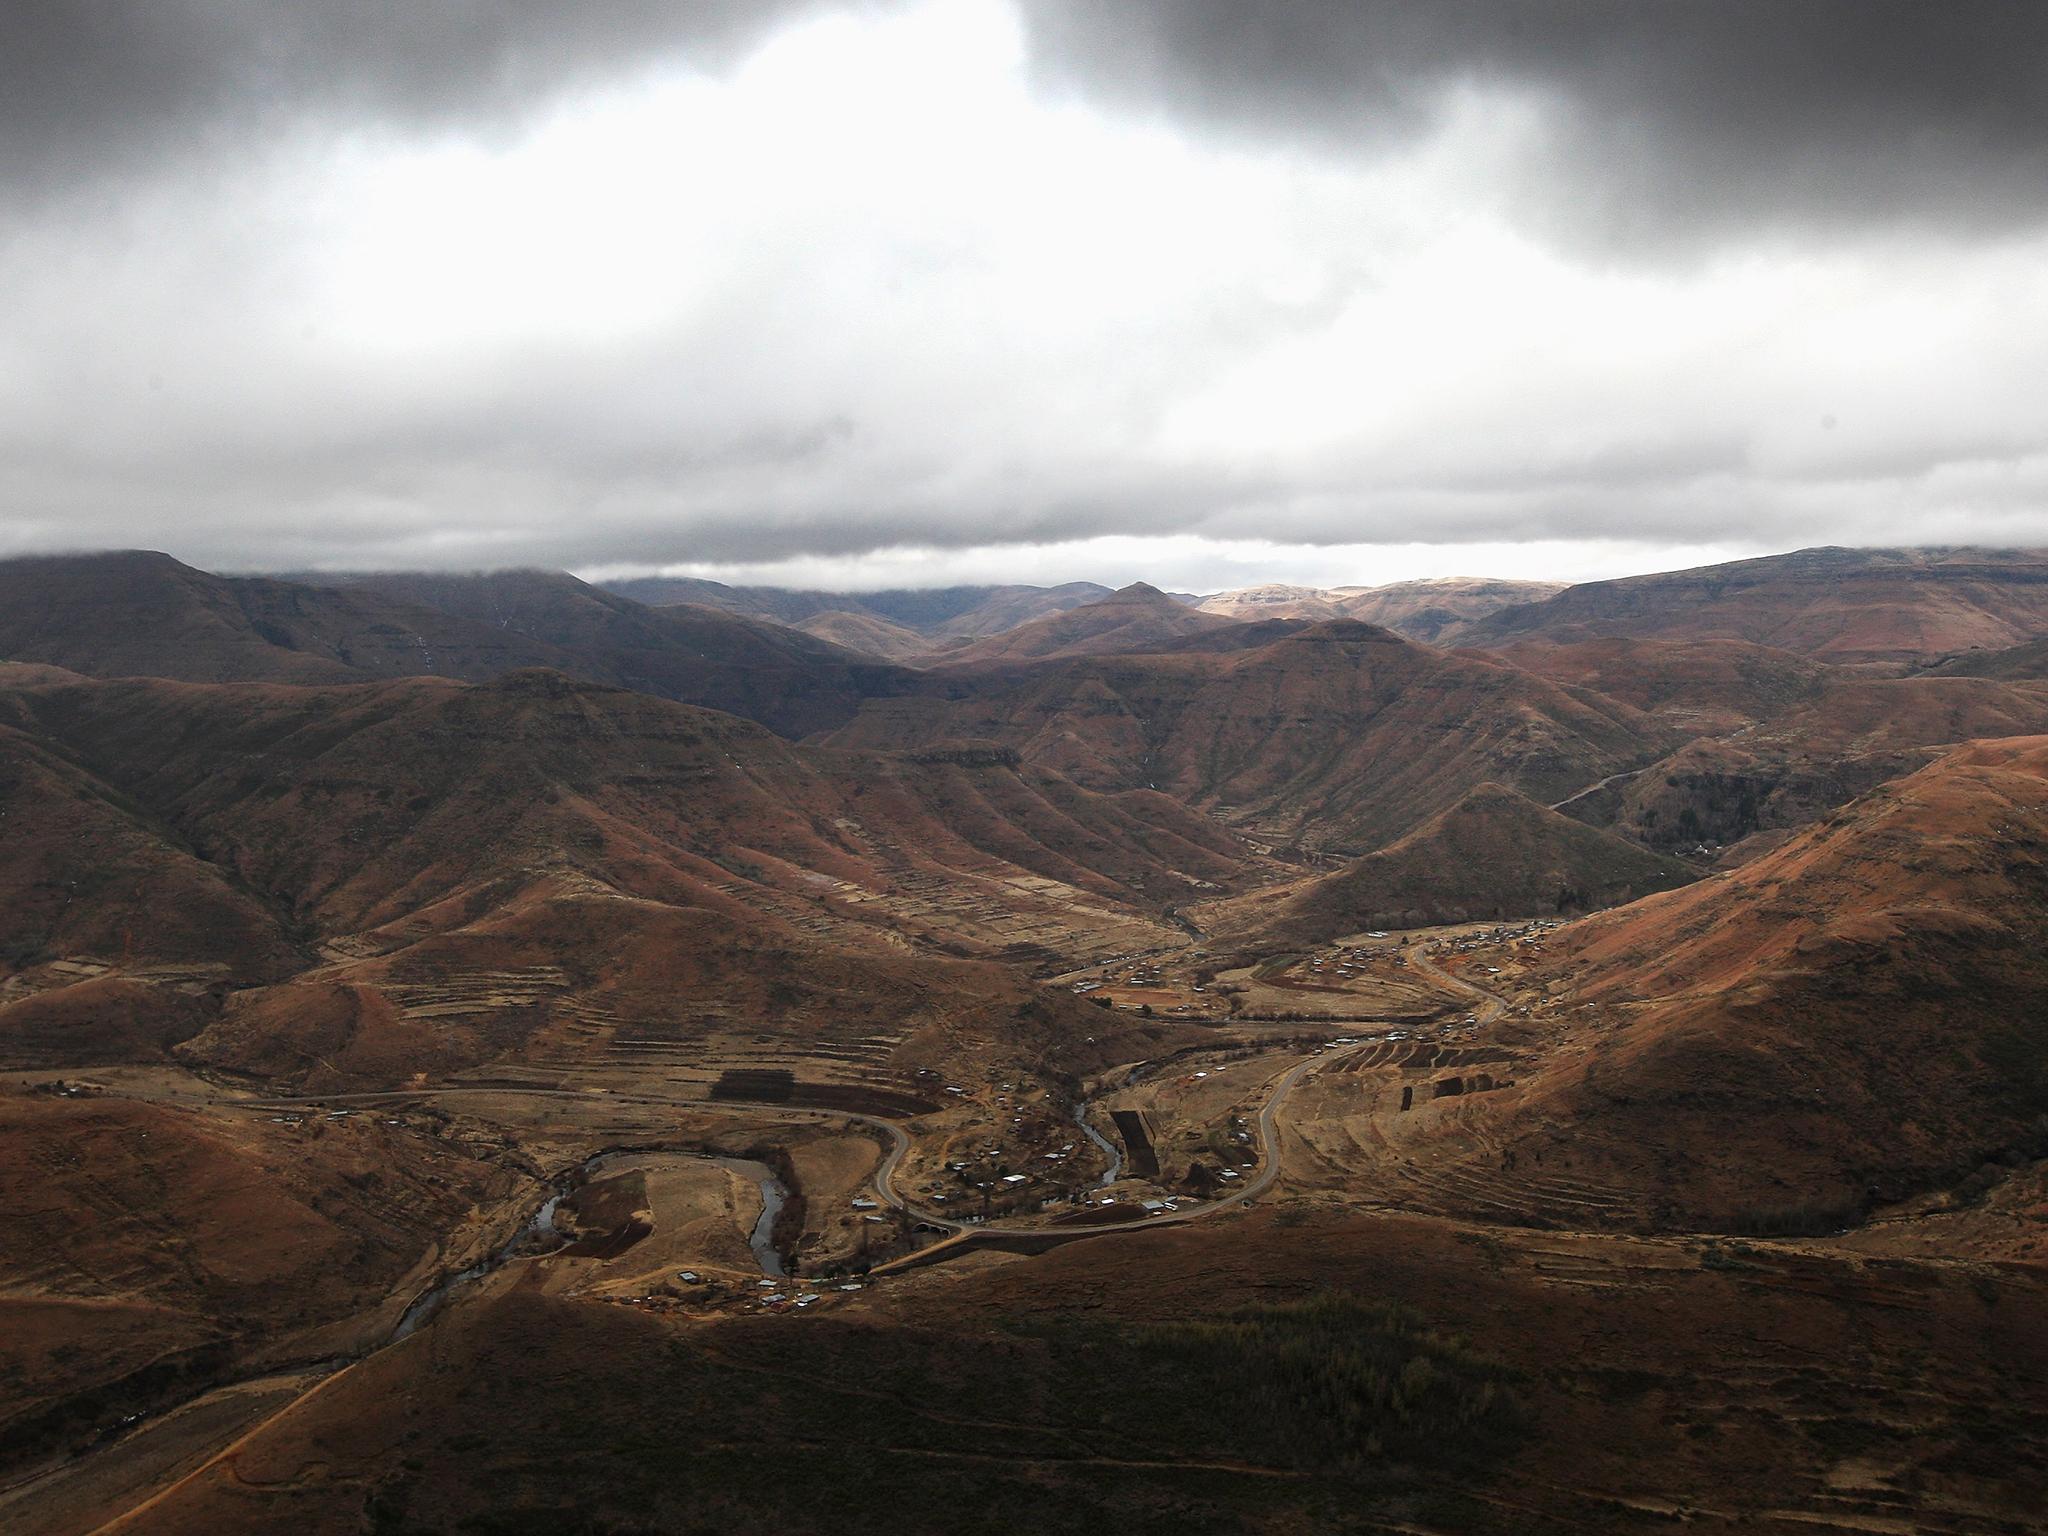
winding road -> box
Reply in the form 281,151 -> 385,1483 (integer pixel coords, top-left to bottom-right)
1405,945 -> 1510,1025
1548,765 -> 1648,813
53,1048 -> 1333,1536
239,1045 -> 1324,1243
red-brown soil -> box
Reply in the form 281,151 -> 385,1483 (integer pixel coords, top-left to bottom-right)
1484,635 -> 1831,734
1446,738 -> 2048,1227
0,1087 -> 514,1463
1457,545 -> 2048,666
0,553 -> 910,737
831,621 -> 1672,852
934,581 -> 1251,664
1201,782 -> 1696,946
94,1210 -> 2048,1536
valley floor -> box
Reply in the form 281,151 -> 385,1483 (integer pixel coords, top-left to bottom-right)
6,918 -> 2044,1535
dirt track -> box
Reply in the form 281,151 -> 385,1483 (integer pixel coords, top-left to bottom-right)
1405,947 -> 1509,1024
47,1051 -> 1323,1529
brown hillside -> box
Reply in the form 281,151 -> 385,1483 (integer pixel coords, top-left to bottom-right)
0,716 -> 300,981
1195,579 -> 1564,637
934,581 -> 1243,664
1475,738 -> 2048,1227
1338,576 -> 1567,641
832,620 -> 1672,852
0,1088 -> 513,1463
1484,635 -> 1830,734
1595,674 -> 2048,855
1930,632 -> 2048,679
1202,782 -> 1695,946
1457,545 -> 2048,666
1191,583 -> 1350,622
12,670 -> 1243,941
1,669 -> 1247,1087
93,1210 -> 2048,1536
793,609 -> 932,659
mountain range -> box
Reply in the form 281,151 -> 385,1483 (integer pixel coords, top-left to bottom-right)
6,542 -> 2048,1534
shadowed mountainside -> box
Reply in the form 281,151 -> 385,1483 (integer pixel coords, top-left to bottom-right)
0,666 -> 1246,1088
1580,672 -> 2048,859
1455,546 -> 2048,666
1468,738 -> 2048,1228
1201,782 -> 1696,947
831,620 -> 1674,852
602,575 -> 1113,639
0,554 -> 911,737
932,582 -> 1250,664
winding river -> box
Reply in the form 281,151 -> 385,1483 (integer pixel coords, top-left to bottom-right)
392,1189 -> 565,1340
1074,1104 -> 1125,1188
710,1156 -> 789,1276
391,1149 -> 793,1338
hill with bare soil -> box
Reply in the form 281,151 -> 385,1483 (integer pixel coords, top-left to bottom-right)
1457,545 -> 2048,665
832,621 -> 1673,852
0,1088 -> 514,1467
791,609 -> 932,659
1203,782 -> 1695,946
0,714 -> 302,984
1335,576 -> 1568,641
1195,579 -> 1567,639
1474,738 -> 2048,1228
1483,636 -> 1832,734
1190,583 -> 1352,621
1932,632 -> 2048,679
603,576 -> 1113,639
1585,673 -> 2048,856
0,668 -> 1244,1087
73,1209 -> 2048,1536
933,582 -> 1247,664
0,555 -> 910,737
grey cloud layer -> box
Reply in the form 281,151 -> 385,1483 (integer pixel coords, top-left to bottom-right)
2,2 -> 2046,575
1022,1 -> 2048,251
0,0 -> 822,205
17,3 -> 2043,244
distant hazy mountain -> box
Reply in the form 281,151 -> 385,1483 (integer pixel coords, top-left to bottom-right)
934,582 -> 1247,664
0,553 -> 910,737
1202,781 -> 1695,946
830,617 -> 1671,853
597,576 -> 1113,644
1194,577 -> 1564,640
1452,546 -> 2048,665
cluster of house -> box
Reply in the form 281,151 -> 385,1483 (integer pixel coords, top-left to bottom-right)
1425,919 -> 1562,961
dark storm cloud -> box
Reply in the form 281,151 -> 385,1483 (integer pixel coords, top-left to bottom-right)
2,0 -> 2045,579
1020,0 -> 2048,251
0,0 -> 829,203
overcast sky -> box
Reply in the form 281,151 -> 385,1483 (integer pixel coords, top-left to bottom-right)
4,1 -> 2045,591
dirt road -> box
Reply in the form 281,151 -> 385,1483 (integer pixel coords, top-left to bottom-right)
1405,947 -> 1510,1024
